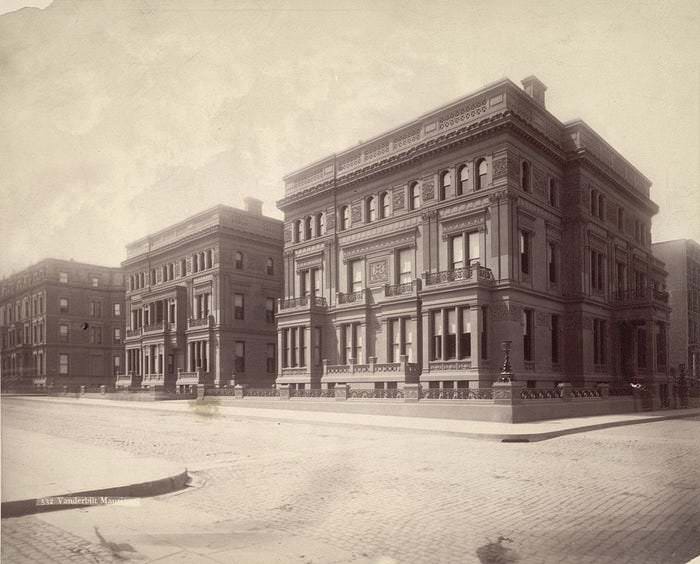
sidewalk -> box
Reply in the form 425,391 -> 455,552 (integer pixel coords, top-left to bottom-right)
8,395 -> 700,443
1,426 -> 188,517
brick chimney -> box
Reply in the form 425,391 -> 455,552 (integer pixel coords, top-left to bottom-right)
244,197 -> 263,215
521,76 -> 547,107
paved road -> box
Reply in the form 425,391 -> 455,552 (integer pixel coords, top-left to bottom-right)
2,398 -> 699,564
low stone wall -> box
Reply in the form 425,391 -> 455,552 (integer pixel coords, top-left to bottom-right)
48,390 -> 196,402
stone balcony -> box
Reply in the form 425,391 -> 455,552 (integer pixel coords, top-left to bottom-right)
115,373 -> 132,388
322,355 -> 420,384
125,328 -> 141,340
141,373 -> 165,386
176,369 -> 207,386
277,296 -> 328,313
422,264 -> 495,288
187,315 -> 212,330
336,288 -> 368,307
611,288 -> 669,307
143,321 -> 167,335
384,279 -> 421,298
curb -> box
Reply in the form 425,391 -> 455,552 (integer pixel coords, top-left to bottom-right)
1,470 -> 189,519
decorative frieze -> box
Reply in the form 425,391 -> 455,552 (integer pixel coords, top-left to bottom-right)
351,201 -> 362,224
368,259 -> 388,284
422,179 -> 435,202
441,213 -> 487,239
493,158 -> 507,179
438,98 -> 488,131
392,186 -> 406,211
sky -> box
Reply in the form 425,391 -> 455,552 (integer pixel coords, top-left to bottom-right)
0,0 -> 698,277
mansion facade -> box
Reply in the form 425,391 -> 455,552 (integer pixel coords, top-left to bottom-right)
119,199 -> 283,390
276,76 -> 671,395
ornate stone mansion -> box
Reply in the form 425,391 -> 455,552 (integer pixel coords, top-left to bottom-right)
275,76 -> 671,398
119,199 -> 283,391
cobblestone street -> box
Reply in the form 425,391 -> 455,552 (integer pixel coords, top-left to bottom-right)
2,398 -> 699,564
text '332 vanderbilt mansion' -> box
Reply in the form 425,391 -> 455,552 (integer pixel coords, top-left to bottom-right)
275,76 -> 672,394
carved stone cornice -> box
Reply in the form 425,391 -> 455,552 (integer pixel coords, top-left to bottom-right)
439,196 -> 491,220
342,230 -> 418,262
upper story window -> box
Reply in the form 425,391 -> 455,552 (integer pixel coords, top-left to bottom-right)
113,303 -> 121,316
266,257 -> 274,275
597,193 -> 605,220
150,268 -> 156,284
548,178 -> 558,207
457,165 -> 468,196
304,216 -> 313,240
206,249 -> 213,269
59,297 -> 69,313
397,248 -> 413,284
450,235 -> 464,270
521,161 -> 531,192
439,170 -> 452,200
234,293 -> 244,320
366,196 -> 377,222
293,220 -> 302,242
410,182 -> 421,210
476,159 -> 488,190
315,213 -> 324,236
350,260 -> 363,293
617,207 -> 624,231
380,192 -> 391,219
265,298 -> 275,323
548,242 -> 559,284
59,272 -> 68,284
340,205 -> 350,230
520,230 -> 531,275
234,251 -> 243,270
91,277 -> 99,287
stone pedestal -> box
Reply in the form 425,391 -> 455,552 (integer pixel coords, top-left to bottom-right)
234,385 -> 246,399
403,383 -> 421,402
196,384 -> 206,400
492,381 -> 525,404
334,384 -> 349,401
557,382 -> 572,401
278,384 -> 290,400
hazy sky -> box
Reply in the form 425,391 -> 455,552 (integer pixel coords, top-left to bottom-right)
1,0 -> 698,277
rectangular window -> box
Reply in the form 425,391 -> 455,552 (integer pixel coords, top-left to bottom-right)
551,314 -> 560,364
299,328 -> 307,367
450,235 -> 464,270
548,242 -> 558,284
431,310 -> 442,361
59,324 -> 69,342
467,232 -> 480,265
445,309 -> 457,359
405,320 -> 413,363
267,343 -> 276,373
234,341 -> 245,372
90,327 -> 102,344
313,268 -> 322,297
390,319 -> 401,363
460,309 -> 471,359
91,277 -> 99,287
113,355 -> 121,376
234,293 -> 244,320
523,309 -> 533,362
113,303 -> 121,316
520,231 -> 530,275
313,327 -> 322,366
59,353 -> 69,375
300,270 -> 310,298
282,329 -> 289,368
89,301 -> 102,318
398,249 -> 413,284
350,260 -> 363,293
616,262 -> 626,297
265,298 -> 275,323
59,298 -> 69,313
59,272 -> 68,283
114,328 -> 121,343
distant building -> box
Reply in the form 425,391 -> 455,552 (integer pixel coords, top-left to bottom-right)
120,199 -> 283,391
653,239 -> 700,382
276,76 -> 671,400
0,259 -> 125,389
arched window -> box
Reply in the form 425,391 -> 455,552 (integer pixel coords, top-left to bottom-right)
366,196 -> 377,222
266,258 -> 274,275
293,220 -> 301,242
304,216 -> 313,240
521,161 -> 531,192
234,251 -> 243,270
315,212 -> 324,236
340,205 -> 350,230
380,192 -> 391,219
476,159 -> 488,190
457,165 -> 468,196
548,178 -> 558,207
410,182 -> 421,210
590,189 -> 598,216
439,170 -> 451,200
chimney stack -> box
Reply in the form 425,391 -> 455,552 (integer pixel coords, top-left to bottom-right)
244,197 -> 263,216
521,76 -> 547,108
